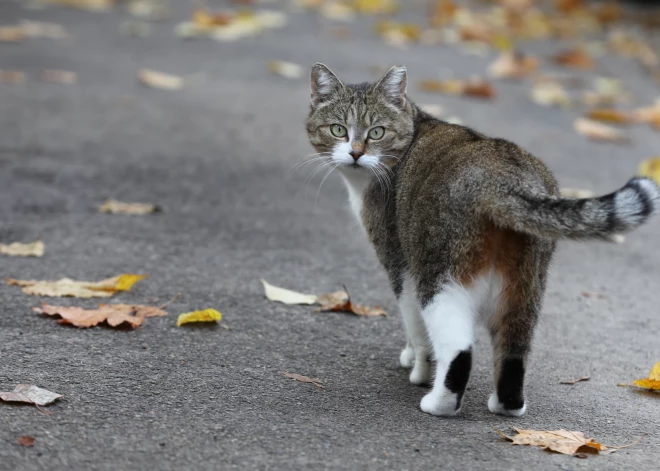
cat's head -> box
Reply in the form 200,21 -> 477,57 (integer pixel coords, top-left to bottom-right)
305,63 -> 415,172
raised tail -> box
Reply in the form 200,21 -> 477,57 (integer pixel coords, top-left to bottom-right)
482,177 -> 660,240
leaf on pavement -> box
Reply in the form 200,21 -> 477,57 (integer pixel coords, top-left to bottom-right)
33,302 -> 166,328
574,118 -> 629,143
496,428 -> 607,456
6,274 -> 147,298
37,0 -> 114,12
18,436 -> 36,447
560,188 -> 594,198
0,70 -> 26,84
0,26 -> 25,42
560,376 -> 590,385
488,51 -> 539,80
176,309 -> 222,326
0,241 -> 45,257
100,199 -> 160,214
0,384 -> 62,406
261,279 -> 318,305
138,69 -> 184,90
639,158 -> 660,185
176,9 -> 287,42
624,361 -> 660,391
282,371 -> 325,389
419,78 -> 495,99
315,286 -> 387,317
552,47 -> 595,70
530,81 -> 570,107
586,108 -> 631,125
581,291 -> 608,299
267,61 -> 304,79
42,70 -> 77,84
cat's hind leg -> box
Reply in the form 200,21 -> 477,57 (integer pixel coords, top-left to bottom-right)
399,274 -> 431,385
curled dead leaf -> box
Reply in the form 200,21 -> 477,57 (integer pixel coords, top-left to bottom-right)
33,302 -> 166,328
7,274 -> 147,298
0,384 -> 62,406
18,436 -> 36,447
315,286 -> 386,317
176,309 -> 222,327
0,241 -> 44,257
574,118 -> 629,143
552,47 -> 595,70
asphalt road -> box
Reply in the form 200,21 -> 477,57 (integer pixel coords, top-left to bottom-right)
1,1 -> 659,470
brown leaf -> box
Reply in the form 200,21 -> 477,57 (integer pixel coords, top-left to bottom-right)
267,61 -> 304,79
138,69 -> 183,90
586,108 -> 631,124
315,286 -> 387,317
100,199 -> 159,215
488,51 -> 539,80
0,384 -> 62,406
560,376 -> 590,385
33,302 -> 166,328
42,70 -> 77,84
0,70 -> 25,84
496,428 -> 607,456
0,241 -> 44,257
282,371 -> 325,389
574,118 -> 629,143
6,274 -> 147,298
581,291 -> 608,299
0,26 -> 25,42
419,78 -> 495,100
553,48 -> 595,70
18,436 -> 36,447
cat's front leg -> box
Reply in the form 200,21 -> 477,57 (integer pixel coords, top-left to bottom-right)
399,275 -> 431,385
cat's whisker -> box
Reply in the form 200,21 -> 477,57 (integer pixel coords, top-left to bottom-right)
305,159 -> 337,186
314,162 -> 341,209
291,153 -> 332,171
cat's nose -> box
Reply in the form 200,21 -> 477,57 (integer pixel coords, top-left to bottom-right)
349,150 -> 364,161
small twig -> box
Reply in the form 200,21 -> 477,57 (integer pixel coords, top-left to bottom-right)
560,376 -> 591,385
158,293 -> 181,310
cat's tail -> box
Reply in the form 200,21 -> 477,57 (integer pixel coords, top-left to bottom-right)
482,177 -> 660,241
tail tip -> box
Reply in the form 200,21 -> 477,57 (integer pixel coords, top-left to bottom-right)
613,177 -> 660,230
627,177 -> 660,215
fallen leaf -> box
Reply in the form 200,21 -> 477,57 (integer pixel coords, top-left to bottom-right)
42,69 -> 77,84
586,108 -> 631,124
261,279 -> 318,305
315,286 -> 387,317
138,69 -> 183,90
0,384 -> 62,406
419,78 -> 495,99
631,361 -> 660,391
376,21 -> 421,48
560,376 -> 590,385
127,0 -> 170,21
0,70 -> 26,84
552,47 -> 595,70
176,9 -> 287,42
267,60 -> 304,79
18,436 -> 35,447
176,308 -> 222,326
496,428 -> 607,456
6,274 -> 147,298
581,291 -> 608,299
560,188 -> 594,198
100,199 -> 159,215
530,81 -> 570,107
639,158 -> 660,185
37,0 -> 114,12
582,77 -> 629,107
0,241 -> 45,257
419,104 -> 443,118
574,118 -> 629,143
354,0 -> 398,15
34,302 -> 166,328
320,2 -> 356,22
488,51 -> 539,80
282,371 -> 325,389
633,100 -> 660,128
19,20 -> 68,39
0,26 -> 25,42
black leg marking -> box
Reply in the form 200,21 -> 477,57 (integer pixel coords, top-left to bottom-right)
444,348 -> 472,410
497,358 -> 525,411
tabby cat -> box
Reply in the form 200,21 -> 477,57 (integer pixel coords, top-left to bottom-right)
305,63 -> 660,416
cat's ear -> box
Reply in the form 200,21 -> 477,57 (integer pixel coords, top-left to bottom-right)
310,63 -> 344,108
375,66 -> 407,108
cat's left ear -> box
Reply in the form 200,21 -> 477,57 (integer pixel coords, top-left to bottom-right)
375,66 -> 407,108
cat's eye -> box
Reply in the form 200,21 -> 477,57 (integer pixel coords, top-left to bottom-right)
368,127 -> 385,140
330,124 -> 347,138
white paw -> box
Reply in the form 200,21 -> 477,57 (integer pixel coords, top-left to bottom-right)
488,393 -> 527,417
420,390 -> 460,416
409,359 -> 431,385
399,346 -> 415,368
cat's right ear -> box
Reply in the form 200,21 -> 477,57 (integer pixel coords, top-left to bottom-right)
310,63 -> 343,108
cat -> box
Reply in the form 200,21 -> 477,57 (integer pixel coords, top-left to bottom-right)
305,63 -> 660,417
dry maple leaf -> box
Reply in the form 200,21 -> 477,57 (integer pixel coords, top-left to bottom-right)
18,436 -> 36,447
419,78 -> 495,99
0,384 -> 62,406
496,428 -> 607,456
281,371 -> 325,389
6,274 -> 147,298
586,108 -> 631,125
33,302 -> 166,328
138,69 -> 184,90
560,376 -> 590,385
261,279 -> 318,305
0,70 -> 26,84
627,361 -> 660,391
315,286 -> 387,317
639,158 -> 660,185
574,118 -> 629,143
488,51 -> 539,80
100,199 -> 160,215
267,61 -> 304,79
0,241 -> 44,257
552,47 -> 595,70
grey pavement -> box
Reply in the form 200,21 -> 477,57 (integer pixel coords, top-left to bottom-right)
1,1 -> 659,470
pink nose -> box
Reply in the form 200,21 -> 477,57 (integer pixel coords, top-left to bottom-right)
349,150 -> 364,161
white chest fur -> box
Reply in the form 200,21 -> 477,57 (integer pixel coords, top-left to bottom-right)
339,169 -> 371,224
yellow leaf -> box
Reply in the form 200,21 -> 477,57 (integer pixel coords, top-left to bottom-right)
353,0 -> 398,15
0,26 -> 25,42
586,108 -> 632,124
6,274 -> 147,298
631,361 -> 660,390
0,241 -> 45,257
100,199 -> 159,215
261,279 -> 318,305
177,309 -> 222,326
639,158 -> 660,185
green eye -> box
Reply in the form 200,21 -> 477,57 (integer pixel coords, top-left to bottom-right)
330,124 -> 347,138
368,126 -> 385,140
